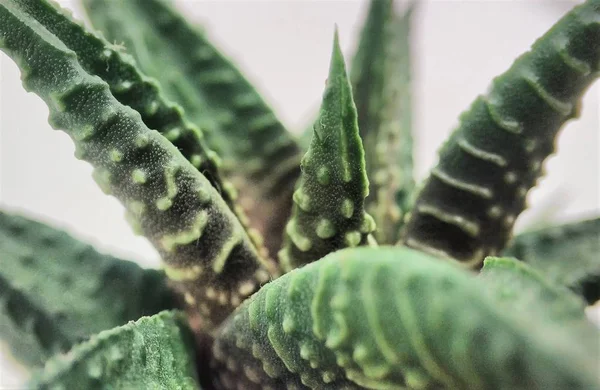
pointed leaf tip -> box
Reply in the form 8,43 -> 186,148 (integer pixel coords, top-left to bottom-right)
279,27 -> 373,272
328,26 -> 347,82
321,30 -> 356,141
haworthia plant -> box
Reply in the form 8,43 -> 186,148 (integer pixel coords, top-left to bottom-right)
0,0 -> 599,388
279,31 -> 375,272
82,0 -> 303,258
0,210 -> 176,367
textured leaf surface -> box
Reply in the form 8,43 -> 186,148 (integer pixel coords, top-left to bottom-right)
278,32 -> 375,272
82,0 -> 302,258
212,246 -> 599,389
503,217 -> 600,304
31,311 -> 201,389
401,0 -> 600,266
351,0 -> 415,245
81,0 -> 222,155
10,0 -> 236,211
0,0 -> 278,332
479,257 -> 598,355
0,210 -> 176,367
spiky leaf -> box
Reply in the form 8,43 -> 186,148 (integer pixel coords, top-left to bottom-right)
503,217 -> 600,304
0,0 -> 278,332
10,0 -> 237,209
0,210 -> 176,367
401,0 -> 600,266
212,246 -> 599,389
82,0 -> 302,258
30,311 -> 200,389
351,0 -> 416,245
278,31 -> 375,272
15,0 -> 260,256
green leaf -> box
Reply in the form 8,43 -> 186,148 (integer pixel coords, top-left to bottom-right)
278,31 -> 375,273
479,257 -> 598,354
350,1 -> 416,245
212,246 -> 599,389
81,0 -> 223,156
0,210 -> 176,367
82,0 -> 302,258
400,0 -> 600,266
503,217 -> 600,304
31,311 -> 201,389
17,0 -> 258,258
10,0 -> 237,210
0,0 -> 278,331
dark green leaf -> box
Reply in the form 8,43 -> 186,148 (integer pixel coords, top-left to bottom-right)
400,0 -> 600,265
351,0 -> 416,245
479,257 -> 598,354
0,210 -> 176,367
503,217 -> 600,304
278,31 -> 375,272
9,0 -> 237,210
0,0 -> 278,332
82,0 -> 302,258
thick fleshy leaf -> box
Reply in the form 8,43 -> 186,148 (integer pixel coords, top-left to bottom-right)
15,0 -> 257,258
212,246 -> 599,389
0,210 -> 176,367
400,0 -> 600,266
0,1 -> 278,332
82,0 -> 302,258
479,257 -> 598,353
503,217 -> 600,304
351,0 -> 416,245
10,0 -> 236,210
30,311 -> 201,389
278,31 -> 375,272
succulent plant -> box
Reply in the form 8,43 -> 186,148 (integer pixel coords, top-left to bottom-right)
0,0 -> 599,388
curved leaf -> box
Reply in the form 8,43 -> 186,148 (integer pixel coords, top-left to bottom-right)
278,31 -> 375,272
10,0 -> 237,209
0,1 -> 278,331
13,0 -> 258,258
503,217 -> 600,304
82,0 -> 302,258
30,311 -> 201,389
212,246 -> 599,389
400,0 -> 600,266
0,210 -> 176,367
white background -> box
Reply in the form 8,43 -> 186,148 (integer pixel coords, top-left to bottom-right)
1,0 -> 598,388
